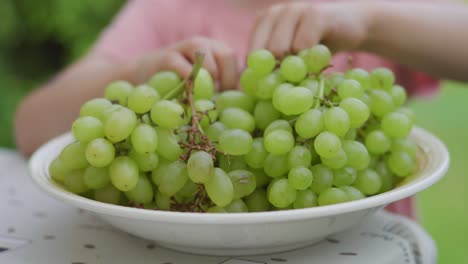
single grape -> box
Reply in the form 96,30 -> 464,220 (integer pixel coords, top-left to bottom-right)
300,78 -> 319,97
101,104 -> 124,123
205,168 -> 234,207
344,129 -> 357,140
72,116 -> 104,143
104,81 -> 133,105
80,98 -> 112,121
60,141 -> 89,170
174,180 -> 198,203
381,112 -> 413,138
194,99 -> 218,127
155,191 -> 172,211
333,167 -> 357,187
218,155 -> 248,172
94,185 -> 121,205
288,146 -> 312,169
148,71 -> 182,97
391,139 -> 417,159
125,176 -> 154,205
264,130 -> 295,155
280,55 -> 307,83
338,79 -> 364,99
370,67 -> 395,90
390,85 -> 407,107
318,188 -> 349,205
63,169 -> 89,194
293,189 -> 318,209
369,90 -> 395,118
339,186 -> 365,201
104,107 -> 137,143
83,166 -> 109,189
272,83 -> 294,111
151,100 -> 185,129
157,160 -> 189,196
288,166 -> 313,190
345,68 -> 370,89
342,140 -> 370,170
206,206 -> 227,213
321,149 -> 348,169
218,129 -> 253,155
109,156 -> 139,191
309,164 -> 333,194
187,151 -> 214,184
239,68 -> 259,97
339,98 -> 370,128
220,107 -> 256,132
264,153 -> 289,178
303,44 -> 331,73
254,100 -> 281,130
314,132 -> 342,159
85,138 -> 115,168
129,150 -> 159,172
256,72 -> 283,99
131,124 -> 158,154
194,68 -> 215,100
396,107 -> 416,124
244,138 -> 268,169
365,130 -> 391,155
49,158 -> 68,182
295,109 -> 324,139
224,199 -> 249,213
386,151 -> 414,177
247,49 -> 276,76
228,170 -> 256,199
264,119 -> 292,136
353,169 -> 382,195
268,178 -> 297,208
276,86 -> 314,115
324,107 -> 350,137
155,127 -> 183,161
245,189 -> 270,212
216,90 -> 255,113
205,122 -> 227,142
375,161 -> 395,193
127,84 -> 160,114
251,168 -> 271,187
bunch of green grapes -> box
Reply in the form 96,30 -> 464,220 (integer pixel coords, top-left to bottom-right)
50,44 -> 417,213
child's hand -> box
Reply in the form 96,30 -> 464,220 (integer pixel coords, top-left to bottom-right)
133,37 -> 238,90
250,2 -> 374,57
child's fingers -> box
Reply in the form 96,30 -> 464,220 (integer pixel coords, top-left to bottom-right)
267,6 -> 304,58
292,7 -> 324,53
159,51 -> 193,78
249,5 -> 283,52
177,38 -> 220,80
210,42 -> 238,90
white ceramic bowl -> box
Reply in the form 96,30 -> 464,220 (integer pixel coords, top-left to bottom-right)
29,127 -> 449,256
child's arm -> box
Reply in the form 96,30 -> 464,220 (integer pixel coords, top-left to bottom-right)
250,1 -> 468,82
15,37 -> 237,156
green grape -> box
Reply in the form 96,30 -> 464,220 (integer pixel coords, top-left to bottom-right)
318,188 -> 349,205
288,146 -> 312,169
288,166 -> 313,190
333,167 -> 357,187
245,189 -> 270,212
295,109 -> 324,139
264,153 -> 289,178
390,85 -> 407,107
381,112 -> 413,138
264,120 -> 292,136
342,140 -> 370,170
365,130 -> 391,155
218,155 -> 248,172
339,98 -> 370,128
104,81 -> 133,105
321,149 -> 348,169
220,107 -> 255,132
324,107 -> 350,137
314,132 -> 342,159
151,100 -> 185,129
155,191 -> 172,211
361,93 -> 371,106
247,49 -> 276,76
218,129 -> 253,155
156,160 -> 189,196
345,68 -> 370,89
109,156 -> 139,191
337,79 -> 364,99
205,168 -> 234,207
309,164 -> 333,194
101,104 -> 124,123
72,116 -> 104,143
155,128 -> 183,161
187,151 -> 214,184
344,129 -> 357,140
151,160 -> 169,186
174,180 -> 198,203
127,84 -> 160,114
299,78 -> 319,97
251,168 -> 271,187
339,186 -> 365,201
370,67 -> 395,90
206,206 -> 227,213
216,90 -> 255,113
387,151 -> 414,177
256,72 -> 283,100
194,99 -> 218,127
264,130 -> 295,155
391,139 -> 417,159
85,138 -> 115,168
353,169 -> 382,195
131,124 -> 158,154
129,150 -> 159,172
240,68 -> 259,97
80,98 -> 112,121
303,44 -> 331,73
83,166 -> 109,189
326,73 -> 345,92
272,83 -> 294,110
205,122 -> 227,142
369,90 -> 395,117
49,158 -> 68,182
268,178 -> 297,208
94,185 -> 121,205
64,169 -> 89,194
148,71 -> 182,97
375,161 -> 395,193
125,176 -> 154,205
396,107 -> 416,124
254,101 -> 281,131
280,55 -> 307,83
104,107 -> 137,143
276,86 -> 314,115
244,138 -> 268,168
194,68 -> 215,100
224,199 -> 249,213
228,170 -> 256,199
294,189 -> 318,209
60,141 -> 89,170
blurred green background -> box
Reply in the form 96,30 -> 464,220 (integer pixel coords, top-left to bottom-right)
0,1 -> 466,263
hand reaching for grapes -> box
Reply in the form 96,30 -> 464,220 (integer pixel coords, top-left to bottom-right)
133,37 -> 238,90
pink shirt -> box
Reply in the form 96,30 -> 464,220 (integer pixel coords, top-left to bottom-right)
93,0 -> 437,219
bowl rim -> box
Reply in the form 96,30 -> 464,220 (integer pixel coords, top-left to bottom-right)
29,127 -> 449,224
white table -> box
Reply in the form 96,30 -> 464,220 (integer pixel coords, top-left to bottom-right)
0,149 -> 436,264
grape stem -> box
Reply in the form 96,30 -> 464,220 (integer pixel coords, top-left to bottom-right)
315,76 -> 325,109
